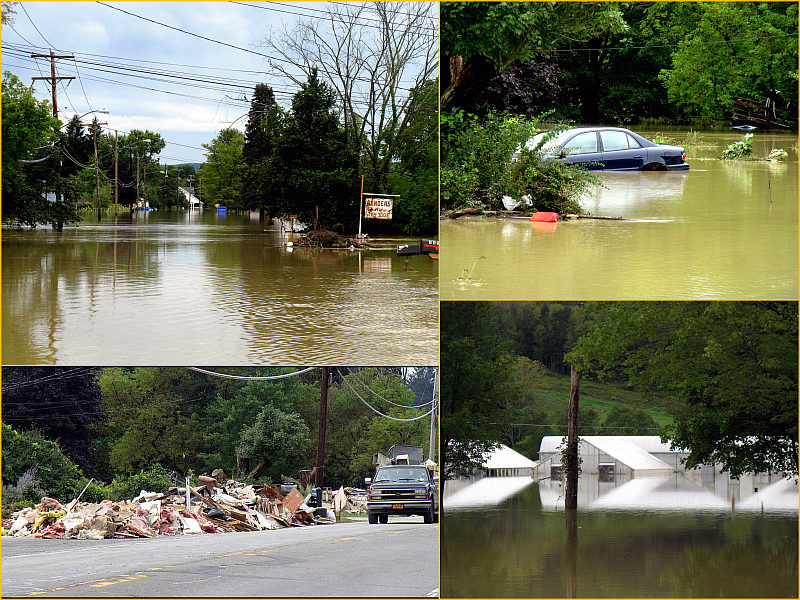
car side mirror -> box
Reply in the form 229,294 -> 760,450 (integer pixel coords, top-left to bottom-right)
364,477 -> 372,485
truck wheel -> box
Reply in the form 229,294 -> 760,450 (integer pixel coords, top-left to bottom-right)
368,512 -> 378,524
379,515 -> 388,524
423,506 -> 434,524
433,510 -> 439,523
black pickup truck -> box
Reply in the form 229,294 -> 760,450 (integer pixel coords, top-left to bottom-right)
366,464 -> 438,524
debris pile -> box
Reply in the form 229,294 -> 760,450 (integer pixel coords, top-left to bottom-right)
3,479 -> 341,540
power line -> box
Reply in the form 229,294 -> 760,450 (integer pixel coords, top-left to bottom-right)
186,366 -> 316,380
337,369 -> 435,422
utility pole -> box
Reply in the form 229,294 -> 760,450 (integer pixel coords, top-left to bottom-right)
114,130 -> 119,216
565,365 -> 581,510
429,369 -> 438,462
31,50 -> 75,119
315,367 -> 330,488
87,119 -> 107,223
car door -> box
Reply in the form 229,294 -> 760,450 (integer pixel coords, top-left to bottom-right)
559,131 -> 603,170
599,130 -> 644,170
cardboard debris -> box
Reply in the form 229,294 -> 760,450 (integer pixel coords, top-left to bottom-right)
2,477 -> 342,540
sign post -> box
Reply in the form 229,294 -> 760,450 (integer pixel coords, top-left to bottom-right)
357,174 -> 365,239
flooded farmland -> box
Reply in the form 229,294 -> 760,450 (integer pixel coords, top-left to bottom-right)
442,473 -> 798,598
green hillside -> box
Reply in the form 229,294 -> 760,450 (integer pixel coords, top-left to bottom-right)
530,371 -> 674,428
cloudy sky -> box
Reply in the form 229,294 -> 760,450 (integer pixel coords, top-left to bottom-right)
2,2 -> 338,164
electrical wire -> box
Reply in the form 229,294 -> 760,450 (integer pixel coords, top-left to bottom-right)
186,366 -> 316,380
345,368 -> 434,408
337,369 -> 436,422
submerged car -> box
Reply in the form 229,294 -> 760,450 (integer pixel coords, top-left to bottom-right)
524,126 -> 689,171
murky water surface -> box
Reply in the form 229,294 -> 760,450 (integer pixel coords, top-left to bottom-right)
2,211 -> 438,364
442,474 -> 798,598
441,129 -> 798,299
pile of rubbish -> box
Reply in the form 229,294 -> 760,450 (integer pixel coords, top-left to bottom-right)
2,477 -> 366,540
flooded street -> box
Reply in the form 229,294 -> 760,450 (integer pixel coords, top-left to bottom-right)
442,473 -> 798,598
441,129 -> 798,299
2,211 -> 438,364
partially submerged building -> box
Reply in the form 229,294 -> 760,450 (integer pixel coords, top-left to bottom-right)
535,435 -> 691,479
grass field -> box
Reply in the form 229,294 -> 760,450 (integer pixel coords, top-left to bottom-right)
528,371 -> 674,428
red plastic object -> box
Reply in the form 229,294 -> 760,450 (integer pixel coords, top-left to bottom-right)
530,212 -> 558,223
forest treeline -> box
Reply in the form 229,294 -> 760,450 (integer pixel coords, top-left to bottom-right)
442,2 -> 798,126
2,367 -> 436,510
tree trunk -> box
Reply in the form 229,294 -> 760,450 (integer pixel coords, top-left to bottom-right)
565,365 -> 581,510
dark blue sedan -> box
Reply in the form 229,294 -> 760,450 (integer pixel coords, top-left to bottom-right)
524,127 -> 689,171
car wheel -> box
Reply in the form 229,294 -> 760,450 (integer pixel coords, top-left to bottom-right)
368,512 -> 378,524
379,515 -> 388,524
423,506 -> 434,524
642,163 -> 666,171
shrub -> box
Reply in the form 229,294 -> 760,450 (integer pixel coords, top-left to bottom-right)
1,424 -> 84,500
440,109 -> 600,213
108,465 -> 173,501
723,133 -> 754,159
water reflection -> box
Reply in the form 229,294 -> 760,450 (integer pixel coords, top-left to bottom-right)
2,212 -> 438,364
441,129 -> 798,299
442,477 -> 798,598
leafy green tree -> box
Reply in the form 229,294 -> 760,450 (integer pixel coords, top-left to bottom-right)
275,69 -> 358,229
566,302 -> 798,476
2,72 -> 79,228
441,302 -> 522,479
441,2 -> 627,108
2,367 -> 102,472
385,79 -> 439,236
236,404 -> 310,482
199,128 -> 244,208
658,3 -> 798,121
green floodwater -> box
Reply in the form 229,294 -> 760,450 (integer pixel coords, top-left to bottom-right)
442,476 -> 798,598
1,211 -> 438,364
441,129 -> 798,299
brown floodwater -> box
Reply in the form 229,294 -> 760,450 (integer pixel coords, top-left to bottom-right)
442,474 -> 798,598
441,129 -> 798,299
2,211 -> 438,364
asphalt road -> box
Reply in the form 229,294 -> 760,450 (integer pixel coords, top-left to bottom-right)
2,517 -> 438,598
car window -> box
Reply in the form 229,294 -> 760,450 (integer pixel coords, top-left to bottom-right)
600,130 -> 630,152
626,134 -> 642,149
563,131 -> 598,155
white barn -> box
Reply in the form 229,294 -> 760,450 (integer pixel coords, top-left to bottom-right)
535,435 -> 692,479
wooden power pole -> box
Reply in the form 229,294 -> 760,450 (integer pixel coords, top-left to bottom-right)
315,367 -> 330,488
31,50 -> 75,119
565,365 -> 581,510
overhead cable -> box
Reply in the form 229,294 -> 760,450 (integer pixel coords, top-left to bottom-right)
186,366 -> 316,380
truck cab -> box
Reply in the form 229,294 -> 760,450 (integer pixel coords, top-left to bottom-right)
366,464 -> 438,524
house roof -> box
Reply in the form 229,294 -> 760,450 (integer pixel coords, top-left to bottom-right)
483,444 -> 538,469
539,435 -> 683,455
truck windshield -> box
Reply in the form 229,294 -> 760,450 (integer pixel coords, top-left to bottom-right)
374,468 -> 428,483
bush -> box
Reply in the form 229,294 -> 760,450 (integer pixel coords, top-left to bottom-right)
108,465 -> 173,501
723,133 -> 754,159
440,109 -> 600,213
1,424 -> 84,500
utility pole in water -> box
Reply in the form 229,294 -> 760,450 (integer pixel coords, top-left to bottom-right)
565,365 -> 581,510
315,367 -> 330,488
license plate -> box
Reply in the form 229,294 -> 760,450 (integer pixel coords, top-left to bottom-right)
392,504 -> 404,509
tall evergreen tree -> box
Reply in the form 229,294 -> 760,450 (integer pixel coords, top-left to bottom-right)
241,83 -> 281,216
276,69 -> 358,230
